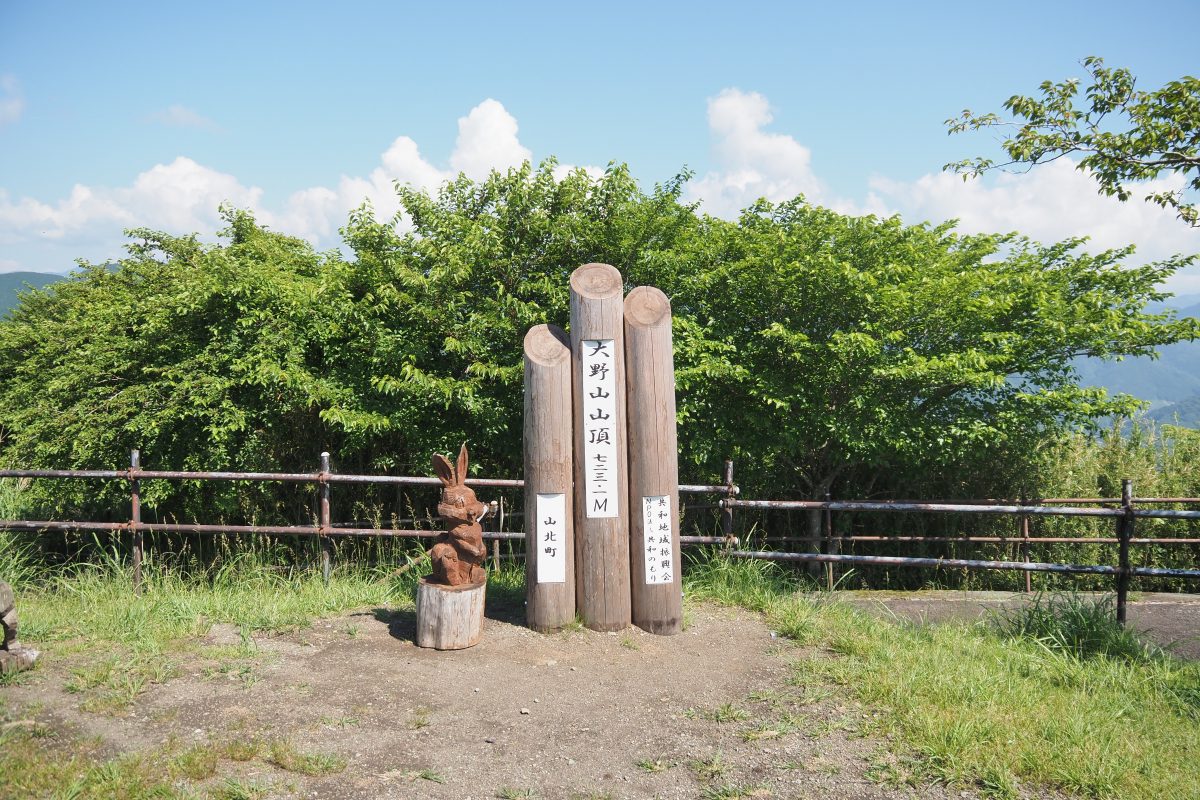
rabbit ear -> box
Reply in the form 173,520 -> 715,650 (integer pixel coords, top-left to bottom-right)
432,453 -> 455,486
456,443 -> 469,485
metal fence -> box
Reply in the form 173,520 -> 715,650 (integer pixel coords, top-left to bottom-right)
721,479 -> 1200,624
3,452 -> 1199,624
0,450 -> 738,592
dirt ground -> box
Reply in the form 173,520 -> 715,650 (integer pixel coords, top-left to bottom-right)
4,597 -> 990,800
6,591 -> 1195,799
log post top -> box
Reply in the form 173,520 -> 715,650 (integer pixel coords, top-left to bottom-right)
624,286 -> 671,328
570,263 -> 623,299
523,324 -> 571,366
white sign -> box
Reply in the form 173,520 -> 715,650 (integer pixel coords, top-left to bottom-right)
535,493 -> 567,583
581,338 -> 618,518
642,495 -> 674,585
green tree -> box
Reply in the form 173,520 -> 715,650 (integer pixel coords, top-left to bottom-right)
945,57 -> 1200,226
0,160 -> 1195,532
665,199 -> 1197,505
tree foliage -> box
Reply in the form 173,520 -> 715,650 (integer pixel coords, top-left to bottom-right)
946,56 -> 1200,226
0,160 -> 1195,526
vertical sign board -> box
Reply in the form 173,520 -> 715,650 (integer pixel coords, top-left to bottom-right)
535,493 -> 567,583
641,495 -> 674,585
581,339 -> 618,518
624,285 -> 683,635
523,323 -> 575,632
569,263 -> 631,632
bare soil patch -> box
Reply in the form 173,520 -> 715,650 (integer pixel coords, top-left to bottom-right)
3,599 -> 985,799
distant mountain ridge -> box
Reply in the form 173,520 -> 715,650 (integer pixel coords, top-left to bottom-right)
0,271 -> 62,318
1073,298 -> 1200,427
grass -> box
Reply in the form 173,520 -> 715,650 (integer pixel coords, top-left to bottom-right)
408,704 -> 433,729
495,788 -> 535,799
6,533 -> 1199,800
688,751 -> 729,782
685,552 -> 1200,800
265,739 -> 347,775
0,537 -> 455,796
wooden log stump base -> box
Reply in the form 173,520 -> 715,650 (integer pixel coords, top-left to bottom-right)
415,577 -> 487,650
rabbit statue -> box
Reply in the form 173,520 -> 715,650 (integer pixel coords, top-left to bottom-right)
429,444 -> 489,586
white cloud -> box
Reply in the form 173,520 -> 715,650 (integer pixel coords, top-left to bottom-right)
0,98 -> 579,272
0,157 -> 262,248
449,99 -> 532,180
685,88 -> 827,216
868,159 -> 1200,261
147,104 -> 221,131
0,74 -> 24,127
866,160 -> 1200,294
683,87 -> 1200,294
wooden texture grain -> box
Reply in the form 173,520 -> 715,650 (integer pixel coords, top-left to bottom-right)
624,286 -> 683,634
523,324 -> 576,632
569,263 -> 631,632
415,578 -> 486,650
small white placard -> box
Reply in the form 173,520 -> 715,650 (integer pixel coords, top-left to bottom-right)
642,495 -> 674,585
581,338 -> 618,518
535,493 -> 567,583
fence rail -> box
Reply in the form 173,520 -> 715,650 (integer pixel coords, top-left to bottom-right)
3,452 -> 1199,624
0,450 -> 742,589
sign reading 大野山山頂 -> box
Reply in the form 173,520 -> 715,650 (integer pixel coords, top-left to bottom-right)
582,338 -> 618,518
641,495 -> 673,585
536,493 -> 567,583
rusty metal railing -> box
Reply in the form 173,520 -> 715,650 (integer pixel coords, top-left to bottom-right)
4,453 -> 1199,624
0,449 -> 740,591
720,479 -> 1200,624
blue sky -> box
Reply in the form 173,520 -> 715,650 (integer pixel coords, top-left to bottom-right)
2,1 -> 1199,291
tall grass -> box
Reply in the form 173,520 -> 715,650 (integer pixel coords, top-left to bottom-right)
993,591 -> 1160,661
686,551 -> 1200,800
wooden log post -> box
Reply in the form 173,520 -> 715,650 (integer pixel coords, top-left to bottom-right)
415,577 -> 486,650
570,263 -> 631,632
523,324 -> 576,632
624,286 -> 683,635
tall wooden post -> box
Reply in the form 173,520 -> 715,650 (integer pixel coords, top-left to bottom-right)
624,286 -> 682,634
524,324 -> 576,631
570,263 -> 630,631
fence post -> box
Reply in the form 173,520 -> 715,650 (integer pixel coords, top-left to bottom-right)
824,489 -> 834,591
1117,478 -> 1133,625
1021,495 -> 1031,593
491,499 -> 501,572
721,459 -> 735,548
319,451 -> 332,584
130,449 -> 142,595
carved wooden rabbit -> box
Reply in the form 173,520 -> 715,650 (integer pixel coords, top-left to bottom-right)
429,444 -> 488,586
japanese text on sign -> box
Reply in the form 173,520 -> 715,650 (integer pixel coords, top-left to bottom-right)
536,493 -> 567,583
582,338 -> 618,518
642,495 -> 674,585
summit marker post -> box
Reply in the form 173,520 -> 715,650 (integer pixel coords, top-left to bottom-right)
523,324 -> 576,631
624,286 -> 683,634
569,263 -> 631,631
